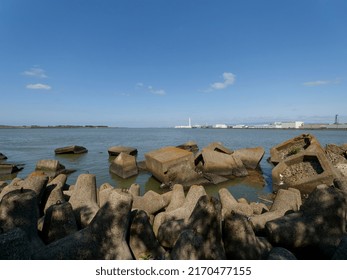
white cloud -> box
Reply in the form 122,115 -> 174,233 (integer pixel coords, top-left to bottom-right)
22,67 -> 47,78
136,82 -> 166,95
148,85 -> 166,95
303,79 -> 341,87
26,83 -> 52,90
207,72 -> 236,92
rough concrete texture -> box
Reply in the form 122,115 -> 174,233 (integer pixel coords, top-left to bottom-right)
200,150 -> 248,177
202,142 -> 233,154
153,185 -> 206,236
265,185 -> 347,259
233,146 -> 265,169
97,183 -> 114,208
68,174 -> 99,228
0,189 -> 44,255
0,228 -> 31,259
132,190 -> 170,215
108,146 -> 138,157
272,148 -> 337,194
250,188 -> 301,232
223,212 -> 272,259
35,159 -> 66,177
109,152 -> 138,179
54,145 -> 88,154
176,141 -> 199,153
41,201 -> 78,244
42,174 -> 67,213
145,146 -> 201,186
33,190 -> 134,260
165,184 -> 185,212
269,134 -> 322,165
130,210 -> 166,259
218,188 -> 253,218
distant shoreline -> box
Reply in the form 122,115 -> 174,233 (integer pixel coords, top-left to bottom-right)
0,125 -> 110,129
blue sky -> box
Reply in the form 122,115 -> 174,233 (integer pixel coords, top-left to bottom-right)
0,0 -> 346,127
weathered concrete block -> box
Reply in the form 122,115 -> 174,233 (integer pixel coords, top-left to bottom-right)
0,228 -> 31,259
166,184 -> 185,212
129,210 -> 166,259
218,188 -> 253,218
203,142 -> 233,154
97,183 -> 114,208
0,163 -> 22,175
199,150 -> 248,177
272,149 -> 337,194
233,147 -> 265,169
109,152 -> 138,179
265,185 -> 347,259
176,141 -> 199,153
54,145 -> 88,154
170,230 -> 204,260
145,146 -> 200,186
0,189 -> 44,255
128,183 -> 141,197
269,134 -> 321,165
267,247 -> 297,260
223,212 -> 272,260
41,201 -> 78,244
33,190 -> 134,260
35,159 -> 66,177
250,188 -> 301,232
42,174 -> 67,213
132,190 -> 170,215
68,174 -> 99,228
108,146 -> 138,157
153,185 -> 206,236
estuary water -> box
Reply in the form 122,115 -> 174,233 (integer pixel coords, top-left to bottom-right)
0,128 -> 346,202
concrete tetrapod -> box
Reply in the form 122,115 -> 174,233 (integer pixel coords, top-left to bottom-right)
33,190 -> 134,260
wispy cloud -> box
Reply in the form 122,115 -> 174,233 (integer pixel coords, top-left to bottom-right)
22,67 -> 47,78
205,72 -> 236,92
136,82 -> 166,95
303,78 -> 341,87
26,83 -> 52,90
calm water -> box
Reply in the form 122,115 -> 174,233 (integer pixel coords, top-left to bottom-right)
0,128 -> 346,202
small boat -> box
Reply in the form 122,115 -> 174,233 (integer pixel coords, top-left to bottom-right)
54,145 -> 88,154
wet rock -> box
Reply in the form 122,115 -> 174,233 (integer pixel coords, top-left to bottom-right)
68,174 -> 99,228
108,146 -> 138,157
54,145 -> 88,154
0,152 -> 7,160
198,149 -> 248,177
223,212 -> 272,260
35,159 -> 69,177
0,228 -> 31,259
265,185 -> 347,259
145,146 -> 201,186
130,210 -> 166,259
267,247 -> 297,260
0,189 -> 44,255
41,201 -> 78,244
233,147 -> 265,169
0,163 -> 23,175
109,152 -> 138,179
33,190 -> 134,260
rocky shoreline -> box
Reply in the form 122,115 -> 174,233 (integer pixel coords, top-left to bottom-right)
0,133 -> 347,260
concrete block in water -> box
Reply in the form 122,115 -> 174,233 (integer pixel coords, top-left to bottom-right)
109,152 -> 138,179
54,145 -> 88,154
145,146 -> 200,186
108,146 -> 138,157
233,146 -> 265,169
